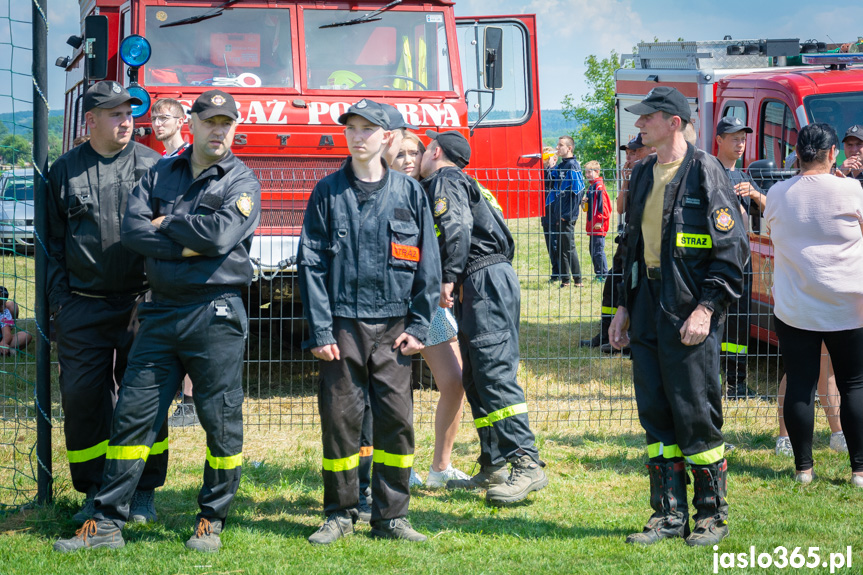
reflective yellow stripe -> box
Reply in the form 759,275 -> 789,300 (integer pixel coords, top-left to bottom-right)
106,444 -> 151,462
150,438 -> 169,456
206,447 -> 243,470
475,403 -> 528,429
721,342 -> 748,354
67,440 -> 109,464
647,442 -> 683,459
675,233 -> 712,249
601,306 -> 617,315
434,224 -> 441,237
372,450 -> 414,468
322,453 -> 360,473
686,444 -> 725,465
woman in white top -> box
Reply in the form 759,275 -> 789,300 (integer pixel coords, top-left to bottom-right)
764,122 -> 863,487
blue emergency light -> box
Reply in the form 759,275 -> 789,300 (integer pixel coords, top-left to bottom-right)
127,85 -> 151,119
120,35 -> 151,68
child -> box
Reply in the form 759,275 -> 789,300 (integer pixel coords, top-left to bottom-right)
583,161 -> 611,281
0,286 -> 32,356
298,99 -> 441,545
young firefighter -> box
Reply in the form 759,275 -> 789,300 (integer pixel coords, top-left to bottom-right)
583,160 -> 611,281
299,99 -> 441,545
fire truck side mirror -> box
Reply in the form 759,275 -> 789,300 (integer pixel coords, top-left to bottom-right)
84,15 -> 109,81
483,26 -> 503,90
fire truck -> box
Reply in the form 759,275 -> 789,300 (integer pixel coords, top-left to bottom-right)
615,39 -> 863,344
59,0 -> 544,338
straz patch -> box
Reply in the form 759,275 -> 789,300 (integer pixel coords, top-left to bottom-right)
236,193 -> 253,217
676,233 -> 712,249
391,243 -> 420,262
713,208 -> 734,232
433,197 -> 448,217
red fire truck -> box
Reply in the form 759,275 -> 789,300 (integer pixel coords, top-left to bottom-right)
59,0 -> 544,330
615,39 -> 863,344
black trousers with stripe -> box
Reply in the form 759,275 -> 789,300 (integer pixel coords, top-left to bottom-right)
318,317 -> 414,521
598,241 -> 627,340
94,295 -> 246,528
55,293 -> 168,495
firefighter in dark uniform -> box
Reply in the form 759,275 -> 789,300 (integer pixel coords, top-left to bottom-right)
299,99 -> 440,545
609,87 -> 748,547
46,80 -> 167,525
419,130 -> 548,506
54,89 -> 260,554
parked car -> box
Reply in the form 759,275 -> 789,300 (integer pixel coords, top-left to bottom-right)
0,168 -> 35,254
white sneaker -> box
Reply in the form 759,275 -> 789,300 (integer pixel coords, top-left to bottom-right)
830,431 -> 848,453
409,468 -> 424,487
425,464 -> 470,489
775,436 -> 793,457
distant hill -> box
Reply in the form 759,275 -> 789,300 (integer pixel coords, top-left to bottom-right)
0,109 -> 64,134
540,109 -> 580,146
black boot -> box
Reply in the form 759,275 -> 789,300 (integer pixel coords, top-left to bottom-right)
686,459 -> 729,547
626,459 -> 689,545
580,315 -> 613,348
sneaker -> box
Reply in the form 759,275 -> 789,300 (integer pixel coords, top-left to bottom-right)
72,486 -> 98,525
852,475 -> 863,488
308,512 -> 353,545
830,431 -> 848,453
486,455 -> 549,506
446,463 -> 508,490
425,464 -> 470,489
356,498 -> 372,524
186,517 -> 223,552
54,519 -> 125,553
169,403 -> 199,428
129,489 -> 157,524
370,517 -> 427,542
794,469 -> 815,484
409,468 -> 424,487
775,436 -> 793,457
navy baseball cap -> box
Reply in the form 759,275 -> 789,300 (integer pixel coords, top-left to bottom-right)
625,86 -> 691,122
619,134 -> 644,151
716,116 -> 753,136
383,103 -> 418,130
191,90 -> 239,121
338,99 -> 393,129
842,125 -> 863,142
83,81 -> 142,112
426,130 -> 471,168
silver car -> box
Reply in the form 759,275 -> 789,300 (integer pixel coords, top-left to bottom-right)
0,168 -> 35,254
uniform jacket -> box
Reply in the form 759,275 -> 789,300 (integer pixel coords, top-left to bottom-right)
621,143 -> 749,328
585,177 -> 611,236
298,159 -> 441,349
46,141 -> 161,313
546,156 -> 585,222
422,166 -> 514,285
120,147 -> 261,302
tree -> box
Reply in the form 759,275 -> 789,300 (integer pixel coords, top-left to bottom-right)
0,134 -> 32,166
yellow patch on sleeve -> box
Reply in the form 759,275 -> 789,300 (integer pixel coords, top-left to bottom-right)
433,197 -> 448,217
236,193 -> 253,217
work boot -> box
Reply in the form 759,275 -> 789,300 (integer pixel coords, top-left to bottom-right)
724,380 -> 759,400
129,489 -> 157,524
600,343 -> 631,357
72,486 -> 98,525
186,517 -> 223,552
446,463 -> 508,490
54,519 -> 125,553
486,455 -> 548,506
370,517 -> 427,542
308,511 -> 353,545
580,333 -> 602,348
356,498 -> 372,524
626,459 -> 690,545
168,402 -> 199,427
685,459 -> 729,547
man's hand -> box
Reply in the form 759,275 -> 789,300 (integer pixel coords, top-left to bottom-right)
151,216 -> 166,227
839,154 -> 863,177
311,344 -> 340,361
181,247 -> 202,257
679,304 -> 713,346
734,182 -> 765,212
394,332 -> 424,356
609,307 -> 631,349
440,282 -> 455,308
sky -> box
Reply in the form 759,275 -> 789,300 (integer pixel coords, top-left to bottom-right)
2,0 -> 862,115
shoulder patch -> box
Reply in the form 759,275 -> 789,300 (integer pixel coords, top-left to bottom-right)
433,197 -> 448,217
713,207 -> 734,232
236,192 -> 254,217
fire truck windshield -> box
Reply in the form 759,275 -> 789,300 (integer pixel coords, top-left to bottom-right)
806,92 -> 863,135
144,7 -> 294,88
303,9 -> 452,92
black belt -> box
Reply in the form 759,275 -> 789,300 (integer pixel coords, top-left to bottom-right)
645,267 -> 662,280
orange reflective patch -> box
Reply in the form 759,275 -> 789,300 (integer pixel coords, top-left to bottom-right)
392,243 -> 420,262
359,446 -> 374,457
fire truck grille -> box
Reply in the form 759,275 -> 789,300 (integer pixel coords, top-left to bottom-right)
243,156 -> 343,193
260,204 -> 305,228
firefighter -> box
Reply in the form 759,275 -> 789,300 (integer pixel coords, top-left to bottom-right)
609,87 -> 748,546
420,130 -> 548,506
54,89 -> 260,553
45,80 -> 167,526
299,99 -> 440,544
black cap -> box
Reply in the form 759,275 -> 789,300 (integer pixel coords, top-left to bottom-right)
619,134 -> 644,151
191,90 -> 239,121
624,86 -> 691,122
83,81 -> 142,113
426,130 -> 471,168
842,124 -> 863,142
338,99 -> 392,129
0,286 -> 7,300
383,103 -> 418,130
716,116 -> 753,136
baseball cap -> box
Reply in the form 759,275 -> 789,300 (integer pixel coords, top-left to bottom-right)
383,103 -> 418,130
338,99 -> 392,129
842,124 -> 863,142
426,130 -> 471,168
716,116 -> 753,136
191,90 -> 239,121
83,81 -> 142,113
624,86 -> 691,122
619,134 -> 645,151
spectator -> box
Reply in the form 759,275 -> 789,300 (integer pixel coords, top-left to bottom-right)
837,125 -> 863,186
151,98 -> 189,158
547,136 -> 585,288
763,122 -> 863,487
0,286 -> 31,355
583,160 -> 610,281
541,146 -> 559,282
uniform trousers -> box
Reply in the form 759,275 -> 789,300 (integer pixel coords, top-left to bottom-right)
721,269 -> 752,385
552,219 -> 581,283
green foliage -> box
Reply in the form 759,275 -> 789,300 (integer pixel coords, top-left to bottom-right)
0,134 -> 32,166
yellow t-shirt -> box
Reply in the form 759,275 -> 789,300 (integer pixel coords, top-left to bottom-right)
642,157 -> 684,268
